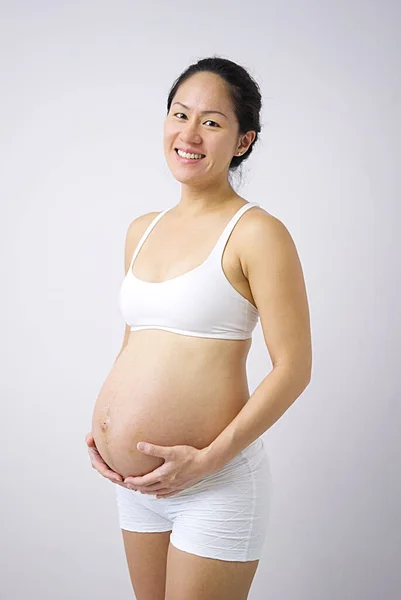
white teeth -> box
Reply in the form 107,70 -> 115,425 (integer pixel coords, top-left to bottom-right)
177,149 -> 204,159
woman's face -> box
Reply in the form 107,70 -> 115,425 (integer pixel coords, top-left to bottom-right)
163,72 -> 243,187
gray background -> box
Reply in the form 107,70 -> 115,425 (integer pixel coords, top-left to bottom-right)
1,1 -> 400,598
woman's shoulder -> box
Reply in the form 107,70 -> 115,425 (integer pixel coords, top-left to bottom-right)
126,209 -> 164,237
123,210 -> 163,262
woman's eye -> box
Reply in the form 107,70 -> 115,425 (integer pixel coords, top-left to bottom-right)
174,113 -> 219,127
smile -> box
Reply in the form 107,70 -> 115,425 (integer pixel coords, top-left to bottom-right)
175,148 -> 206,163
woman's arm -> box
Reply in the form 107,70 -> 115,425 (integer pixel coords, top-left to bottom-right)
203,211 -> 312,471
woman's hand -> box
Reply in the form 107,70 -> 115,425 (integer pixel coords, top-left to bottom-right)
123,442 -> 213,498
85,432 -> 127,487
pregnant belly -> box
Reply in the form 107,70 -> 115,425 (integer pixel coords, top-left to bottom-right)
90,339 -> 249,479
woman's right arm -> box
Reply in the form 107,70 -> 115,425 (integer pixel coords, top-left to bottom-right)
113,210 -> 162,363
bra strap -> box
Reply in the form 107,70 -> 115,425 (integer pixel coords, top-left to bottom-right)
129,207 -> 171,269
129,202 -> 260,269
212,202 -> 260,257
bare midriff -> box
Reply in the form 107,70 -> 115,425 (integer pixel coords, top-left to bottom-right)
91,329 -> 252,479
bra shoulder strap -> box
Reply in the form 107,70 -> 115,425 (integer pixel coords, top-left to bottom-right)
129,207 -> 171,269
213,202 -> 260,257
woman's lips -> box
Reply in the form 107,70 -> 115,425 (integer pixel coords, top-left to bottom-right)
174,148 -> 205,164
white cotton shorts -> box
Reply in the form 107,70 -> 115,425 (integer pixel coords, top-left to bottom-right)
115,436 -> 273,562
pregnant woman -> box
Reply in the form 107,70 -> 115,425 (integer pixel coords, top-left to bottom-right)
86,56 -> 312,600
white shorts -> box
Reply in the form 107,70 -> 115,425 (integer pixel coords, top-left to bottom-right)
115,437 -> 273,562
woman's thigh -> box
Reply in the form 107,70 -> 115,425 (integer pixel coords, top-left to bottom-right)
165,542 -> 259,600
116,484 -> 174,599
121,529 -> 172,600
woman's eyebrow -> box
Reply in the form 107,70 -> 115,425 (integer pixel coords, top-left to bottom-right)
172,101 -> 228,119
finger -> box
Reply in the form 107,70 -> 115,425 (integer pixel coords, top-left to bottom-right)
98,467 -> 123,483
128,482 -> 166,494
85,436 -> 124,483
89,449 -> 110,469
88,449 -> 123,483
135,481 -> 164,491
105,469 -> 123,482
87,444 -> 106,463
115,481 -> 130,488
88,446 -> 103,460
124,473 -> 161,487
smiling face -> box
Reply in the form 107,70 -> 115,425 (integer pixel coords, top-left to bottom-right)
163,72 -> 250,189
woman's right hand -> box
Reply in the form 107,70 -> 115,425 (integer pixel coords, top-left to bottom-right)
85,432 -> 127,487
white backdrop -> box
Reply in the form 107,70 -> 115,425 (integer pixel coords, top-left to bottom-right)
1,1 -> 400,598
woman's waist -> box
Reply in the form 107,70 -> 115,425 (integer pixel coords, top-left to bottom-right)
124,329 -> 251,365
97,375 -> 250,422
116,346 -> 249,387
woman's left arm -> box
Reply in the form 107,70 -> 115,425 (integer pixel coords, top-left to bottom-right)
201,211 -> 312,473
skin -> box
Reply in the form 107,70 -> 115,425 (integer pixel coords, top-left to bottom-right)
86,71 -> 312,600
162,71 -> 256,215
87,71 -> 311,495
86,71 -> 258,489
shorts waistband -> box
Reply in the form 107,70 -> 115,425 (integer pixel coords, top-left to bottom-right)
211,436 -> 265,474
239,435 -> 264,460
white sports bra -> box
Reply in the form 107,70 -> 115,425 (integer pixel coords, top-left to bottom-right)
119,202 -> 260,340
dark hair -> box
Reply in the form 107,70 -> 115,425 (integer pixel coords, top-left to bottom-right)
166,55 -> 262,182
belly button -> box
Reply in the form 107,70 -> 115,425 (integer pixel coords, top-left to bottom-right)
100,415 -> 110,432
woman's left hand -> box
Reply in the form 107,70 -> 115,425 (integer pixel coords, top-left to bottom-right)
123,442 -> 212,498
